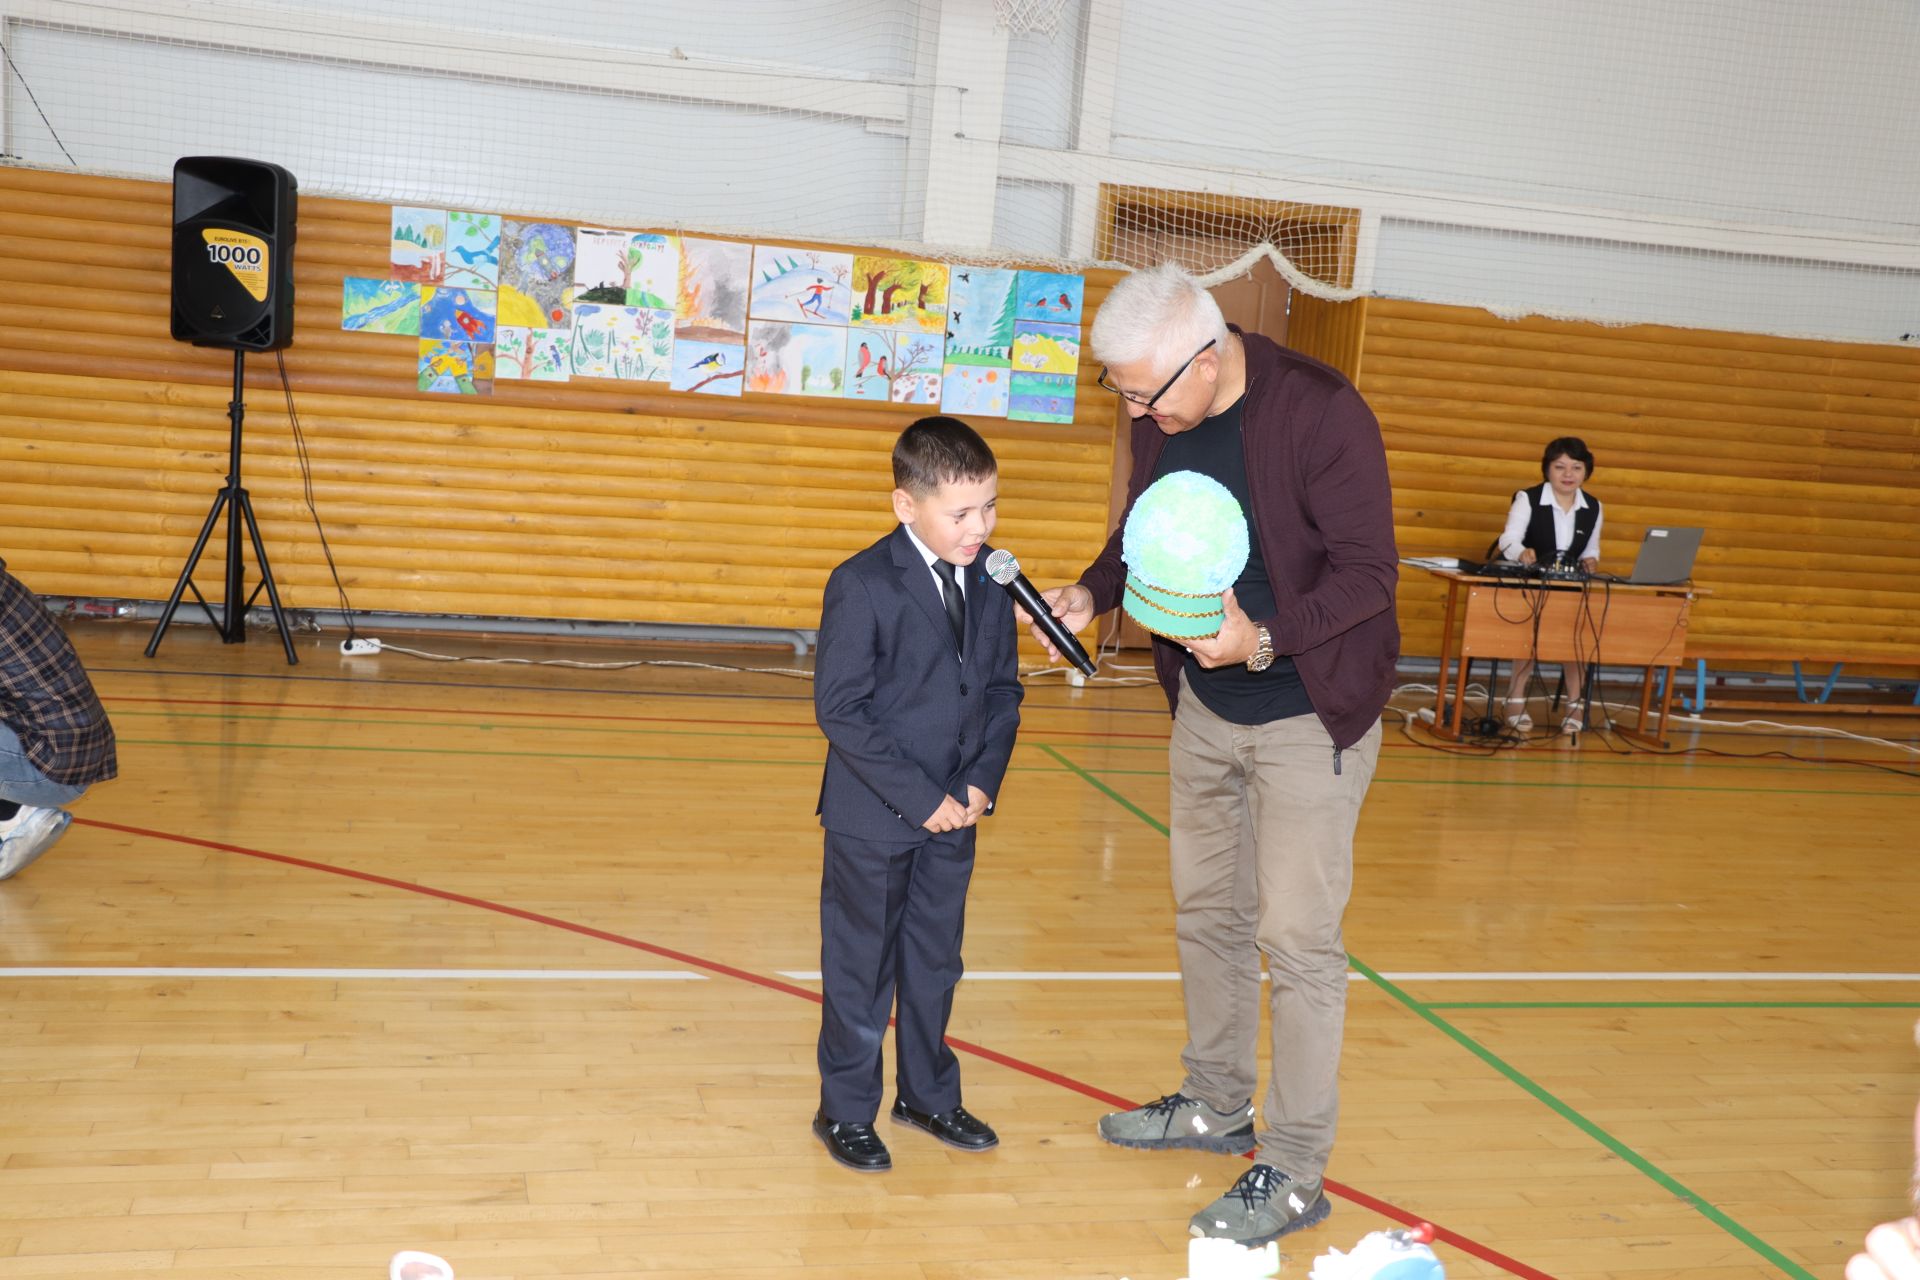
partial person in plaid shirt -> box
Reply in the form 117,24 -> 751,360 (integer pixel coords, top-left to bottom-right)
0,560 -> 116,879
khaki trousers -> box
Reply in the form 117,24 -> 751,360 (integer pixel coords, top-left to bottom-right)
1167,672 -> 1382,1179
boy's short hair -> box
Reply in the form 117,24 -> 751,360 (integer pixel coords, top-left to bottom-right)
892,416 -> 997,496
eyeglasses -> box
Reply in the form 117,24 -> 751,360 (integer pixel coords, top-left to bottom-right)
1097,338 -> 1217,409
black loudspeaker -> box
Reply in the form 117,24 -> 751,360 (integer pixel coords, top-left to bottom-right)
170,156 -> 297,351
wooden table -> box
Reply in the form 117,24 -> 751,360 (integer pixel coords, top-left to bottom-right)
1424,568 -> 1701,747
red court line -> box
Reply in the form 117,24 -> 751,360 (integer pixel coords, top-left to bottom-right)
76,815 -> 1560,1280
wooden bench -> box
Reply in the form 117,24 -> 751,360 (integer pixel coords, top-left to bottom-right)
1676,644 -> 1920,715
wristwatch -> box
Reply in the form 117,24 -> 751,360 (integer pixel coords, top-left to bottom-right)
1245,623 -> 1275,672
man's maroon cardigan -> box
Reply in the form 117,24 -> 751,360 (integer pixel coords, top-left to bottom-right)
1077,329 -> 1400,751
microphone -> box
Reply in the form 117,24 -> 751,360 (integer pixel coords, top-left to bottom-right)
985,548 -> 1097,677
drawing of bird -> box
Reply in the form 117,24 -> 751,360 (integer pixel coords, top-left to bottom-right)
875,355 -> 889,378
689,351 -> 725,372
856,342 -> 872,377
957,271 -> 970,283
1058,292 -> 1073,310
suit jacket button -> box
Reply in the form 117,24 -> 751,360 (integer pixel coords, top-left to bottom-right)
958,732 -> 967,745
960,683 -> 969,696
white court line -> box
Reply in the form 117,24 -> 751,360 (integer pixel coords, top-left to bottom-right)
778,970 -> 1920,983
0,967 -> 706,980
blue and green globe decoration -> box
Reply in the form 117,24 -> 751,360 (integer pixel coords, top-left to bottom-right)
1121,470 -> 1250,640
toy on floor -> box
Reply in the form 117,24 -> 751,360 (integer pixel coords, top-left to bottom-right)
1182,1235 -> 1281,1280
1309,1222 -> 1443,1280
389,1251 -> 454,1280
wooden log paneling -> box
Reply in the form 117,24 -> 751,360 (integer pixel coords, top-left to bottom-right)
1362,298 -> 1920,670
0,167 -> 1118,633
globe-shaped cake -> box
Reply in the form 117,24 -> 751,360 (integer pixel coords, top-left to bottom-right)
1120,470 -> 1250,640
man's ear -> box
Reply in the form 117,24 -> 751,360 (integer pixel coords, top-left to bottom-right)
891,487 -> 917,525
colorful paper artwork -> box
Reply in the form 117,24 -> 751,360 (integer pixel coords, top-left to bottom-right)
845,330 -> 943,404
670,339 -> 745,396
418,339 -> 493,395
390,207 -> 446,283
341,278 -> 421,335
496,326 -> 570,382
745,321 -> 847,397
749,245 -> 854,326
499,220 -> 577,329
940,364 -> 1010,416
576,228 -> 676,307
676,237 -> 752,342
941,265 -> 1015,414
1014,269 -> 1084,325
1008,371 -> 1076,423
1013,320 -> 1080,375
443,211 -> 500,289
851,255 -> 948,332
421,286 -> 496,345
570,304 -> 671,381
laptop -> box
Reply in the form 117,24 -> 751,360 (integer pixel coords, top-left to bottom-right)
1625,526 -> 1704,584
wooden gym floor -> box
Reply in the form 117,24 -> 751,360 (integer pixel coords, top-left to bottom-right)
1,621 -> 1915,1280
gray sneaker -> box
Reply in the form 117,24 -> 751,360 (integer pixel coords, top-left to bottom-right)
0,806 -> 71,881
1097,1091 -> 1254,1154
1189,1164 -> 1330,1245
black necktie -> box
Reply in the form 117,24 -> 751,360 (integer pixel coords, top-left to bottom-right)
933,559 -> 965,655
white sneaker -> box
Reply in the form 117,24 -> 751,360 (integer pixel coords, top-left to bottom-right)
0,805 -> 73,880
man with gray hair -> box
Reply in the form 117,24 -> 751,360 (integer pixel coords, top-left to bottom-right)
1019,262 -> 1398,1245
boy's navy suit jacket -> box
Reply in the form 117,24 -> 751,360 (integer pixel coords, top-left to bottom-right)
814,526 -> 1024,841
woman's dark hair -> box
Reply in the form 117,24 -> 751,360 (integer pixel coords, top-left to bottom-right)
1541,436 -> 1595,480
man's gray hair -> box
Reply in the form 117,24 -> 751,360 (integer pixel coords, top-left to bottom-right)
1089,261 -> 1231,374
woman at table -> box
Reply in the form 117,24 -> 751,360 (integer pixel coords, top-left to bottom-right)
1496,436 -> 1601,732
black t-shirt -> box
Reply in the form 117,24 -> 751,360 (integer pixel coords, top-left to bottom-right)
1151,395 -> 1315,726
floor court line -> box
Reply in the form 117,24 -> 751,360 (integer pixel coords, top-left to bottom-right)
67,815 -> 1559,1280
774,969 -> 1920,983
0,967 -> 705,980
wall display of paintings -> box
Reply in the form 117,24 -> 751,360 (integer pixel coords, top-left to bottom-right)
341,278 -> 420,335
498,221 -> 577,328
496,326 -> 570,382
749,246 -> 854,326
571,304 -> 672,382
358,206 -> 1085,416
746,321 -> 847,397
418,339 -> 493,395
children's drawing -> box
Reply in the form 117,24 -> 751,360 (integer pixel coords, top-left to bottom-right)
745,321 -> 847,397
675,238 -> 751,341
443,211 -> 500,289
623,234 -> 679,311
341,277 -> 420,335
1012,320 -> 1080,375
749,245 -> 854,325
1008,371 -> 1076,423
495,326 -> 570,382
945,266 -> 1017,362
498,221 -> 576,328
851,255 -> 948,333
420,287 -> 496,345
418,339 -> 493,395
570,304 -> 671,381
576,228 -> 675,307
390,207 -> 446,283
939,364 -> 1009,417
670,339 -> 745,396
845,330 -> 943,404
1014,269 -> 1084,324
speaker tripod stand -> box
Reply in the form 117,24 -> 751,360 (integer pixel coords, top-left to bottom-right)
145,349 -> 299,665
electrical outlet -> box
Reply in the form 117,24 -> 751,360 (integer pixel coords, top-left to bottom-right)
340,638 -> 382,656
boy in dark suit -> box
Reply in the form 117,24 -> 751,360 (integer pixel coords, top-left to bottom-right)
811,416 -> 1024,1172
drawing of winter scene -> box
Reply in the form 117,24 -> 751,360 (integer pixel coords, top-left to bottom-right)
340,278 -> 420,335
443,211 -> 500,289
676,238 -> 752,342
1012,320 -> 1080,375
420,287 -> 496,345
390,207 -> 446,283
845,330 -> 943,404
570,304 -> 671,381
418,339 -> 493,395
940,266 -> 1015,414
749,245 -> 853,326
576,229 -> 677,308
851,256 -> 949,333
495,326 -> 570,382
498,221 -> 576,328
1008,371 -> 1076,423
940,365 -> 1009,416
670,340 -> 745,396
1014,268 -> 1084,324
745,321 -> 846,397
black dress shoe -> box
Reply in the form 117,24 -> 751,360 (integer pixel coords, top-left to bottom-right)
890,1099 -> 999,1150
813,1110 -> 891,1172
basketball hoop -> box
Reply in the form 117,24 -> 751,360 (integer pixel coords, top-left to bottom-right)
992,0 -> 1070,36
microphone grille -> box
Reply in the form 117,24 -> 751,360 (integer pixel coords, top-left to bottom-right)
985,548 -> 1020,585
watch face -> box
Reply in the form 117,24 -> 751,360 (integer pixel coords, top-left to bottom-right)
1247,652 -> 1275,672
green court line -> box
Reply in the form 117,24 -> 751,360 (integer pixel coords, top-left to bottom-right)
116,738 -> 1068,773
1429,1000 -> 1920,1010
1042,740 -> 1817,1280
